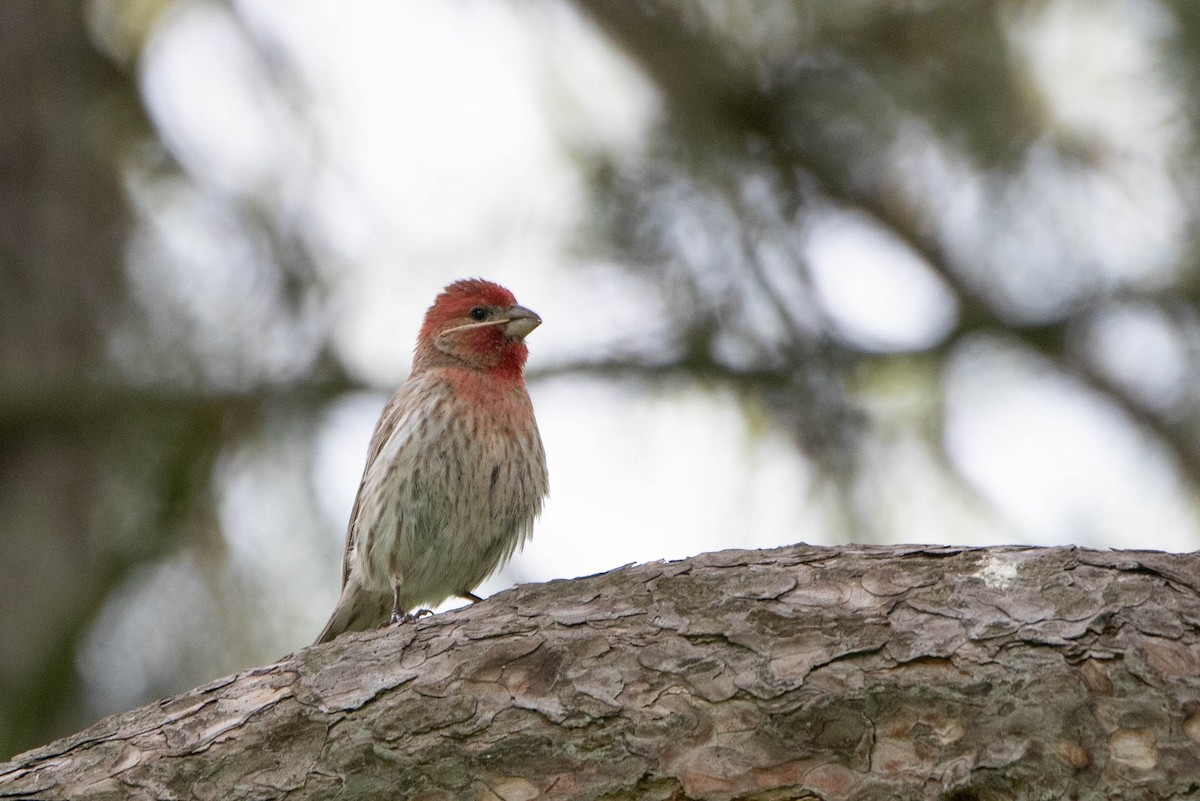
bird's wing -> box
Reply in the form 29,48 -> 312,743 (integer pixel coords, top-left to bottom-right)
339,380 -> 433,587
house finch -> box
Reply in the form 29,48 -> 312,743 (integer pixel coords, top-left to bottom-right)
314,279 -> 548,644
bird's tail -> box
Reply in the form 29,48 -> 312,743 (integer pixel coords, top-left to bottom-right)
313,575 -> 392,645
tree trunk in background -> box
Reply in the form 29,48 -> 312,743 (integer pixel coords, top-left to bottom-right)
2,543 -> 1198,801
0,0 -> 135,754
0,0 -> 130,393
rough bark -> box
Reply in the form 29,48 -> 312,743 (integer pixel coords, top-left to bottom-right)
2,543 -> 1199,801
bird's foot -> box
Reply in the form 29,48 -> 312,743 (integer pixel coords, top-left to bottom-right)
389,608 -> 434,625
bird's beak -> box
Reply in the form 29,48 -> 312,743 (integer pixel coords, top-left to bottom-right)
503,305 -> 541,339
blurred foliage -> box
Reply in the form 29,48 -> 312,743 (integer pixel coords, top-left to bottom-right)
576,0 -> 1200,468
4,0 -> 1200,760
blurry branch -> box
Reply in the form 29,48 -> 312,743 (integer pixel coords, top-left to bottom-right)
0,376 -> 356,439
529,355 -> 791,390
575,0 -> 1200,483
820,172 -> 1200,482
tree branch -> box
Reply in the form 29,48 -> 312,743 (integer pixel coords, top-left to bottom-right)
2,543 -> 1199,800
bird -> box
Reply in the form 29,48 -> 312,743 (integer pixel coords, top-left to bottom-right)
314,278 -> 548,644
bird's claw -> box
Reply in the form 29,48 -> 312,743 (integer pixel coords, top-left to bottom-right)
389,608 -> 434,625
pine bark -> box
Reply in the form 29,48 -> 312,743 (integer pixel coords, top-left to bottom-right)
2,543 -> 1199,801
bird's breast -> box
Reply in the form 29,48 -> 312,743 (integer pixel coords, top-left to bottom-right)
352,370 -> 545,600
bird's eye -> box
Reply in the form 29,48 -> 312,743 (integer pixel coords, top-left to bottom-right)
469,307 -> 488,321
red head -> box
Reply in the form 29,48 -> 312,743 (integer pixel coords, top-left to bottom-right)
414,279 -> 541,378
